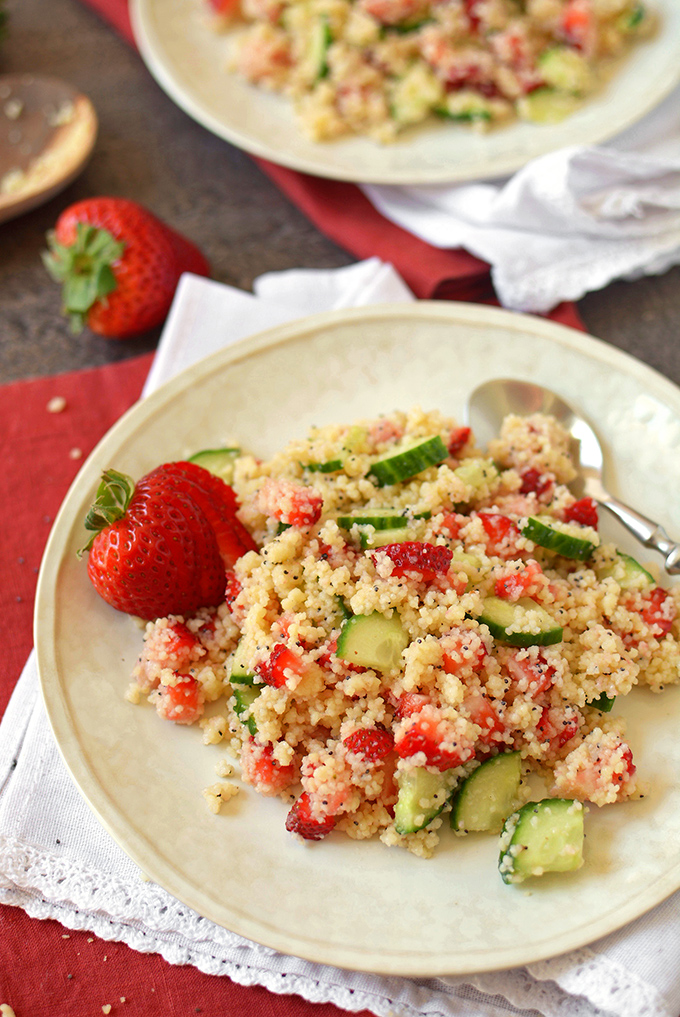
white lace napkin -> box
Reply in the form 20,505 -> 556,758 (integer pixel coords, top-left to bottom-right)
2,259 -> 680,1017
362,85 -> 680,313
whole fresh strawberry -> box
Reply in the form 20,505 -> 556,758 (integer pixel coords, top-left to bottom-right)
43,197 -> 210,339
83,462 -> 255,619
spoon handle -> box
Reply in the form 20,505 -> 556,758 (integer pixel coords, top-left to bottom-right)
585,478 -> 680,575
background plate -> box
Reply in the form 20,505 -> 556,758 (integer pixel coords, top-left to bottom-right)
130,0 -> 680,184
36,303 -> 680,976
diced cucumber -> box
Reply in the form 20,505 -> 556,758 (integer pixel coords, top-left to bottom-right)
517,88 -> 582,124
367,436 -> 448,487
435,90 -> 494,123
596,551 -> 654,590
229,639 -> 258,685
304,13 -> 332,81
453,458 -> 499,491
233,685 -> 261,736
360,526 -> 412,550
450,752 -> 522,834
617,2 -> 645,31
188,447 -> 241,482
394,766 -> 459,835
336,611 -> 409,671
342,425 -> 369,454
522,516 -> 596,561
589,692 -> 615,712
498,798 -> 584,884
305,458 -> 343,473
389,64 -> 444,126
337,507 -> 431,530
478,596 -> 563,647
538,46 -> 592,94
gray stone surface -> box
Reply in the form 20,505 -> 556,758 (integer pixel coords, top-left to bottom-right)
1,0 -> 678,387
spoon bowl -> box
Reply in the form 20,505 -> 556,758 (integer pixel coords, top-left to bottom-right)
0,73 -> 97,225
466,377 -> 680,576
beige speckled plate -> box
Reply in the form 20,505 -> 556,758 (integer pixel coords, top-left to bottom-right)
129,0 -> 680,184
36,303 -> 680,976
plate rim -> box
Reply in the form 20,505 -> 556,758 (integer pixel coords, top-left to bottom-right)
129,0 -> 680,185
35,301 -> 680,976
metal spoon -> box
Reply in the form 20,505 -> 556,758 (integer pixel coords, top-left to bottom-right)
0,73 -> 97,225
466,377 -> 680,576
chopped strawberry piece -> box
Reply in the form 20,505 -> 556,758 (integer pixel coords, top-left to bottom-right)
494,559 -> 544,601
519,467 -> 553,498
563,497 -> 598,528
639,586 -> 675,638
241,739 -> 296,795
255,643 -> 304,688
464,0 -> 482,32
464,692 -> 504,743
224,570 -> 242,609
537,705 -> 580,749
506,651 -> 555,697
440,627 -> 487,675
394,691 -> 430,718
447,426 -> 471,457
617,745 -> 636,783
343,727 -> 393,762
478,512 -> 521,558
372,541 -> 453,581
155,675 -> 204,725
161,621 -> 201,668
257,477 -> 323,527
560,0 -> 594,49
438,512 -> 464,538
285,791 -> 337,840
395,706 -> 474,771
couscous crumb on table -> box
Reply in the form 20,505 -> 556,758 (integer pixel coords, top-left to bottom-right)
118,406 -> 678,874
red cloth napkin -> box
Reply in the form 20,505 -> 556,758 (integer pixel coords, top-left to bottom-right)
76,0 -> 584,330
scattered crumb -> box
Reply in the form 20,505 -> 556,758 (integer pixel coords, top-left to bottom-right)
87,938 -> 94,943
202,781 -> 240,814
69,447 -> 83,460
120,998 -> 126,1004
47,396 -> 67,413
102,1006 -> 111,1015
48,101 -> 75,127
62,934 -> 70,939
103,955 -> 108,961
1,1005 -> 17,1017
4,98 -> 23,120
215,758 -> 234,778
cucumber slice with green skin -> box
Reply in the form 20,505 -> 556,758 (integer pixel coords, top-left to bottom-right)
589,692 -> 615,712
360,526 -> 412,550
498,798 -> 584,884
522,516 -> 595,561
479,596 -> 563,647
305,458 -> 343,473
394,766 -> 459,835
188,447 -> 241,482
538,46 -> 591,94
367,436 -> 448,487
338,507 -> 431,530
450,752 -> 522,834
229,640 -> 259,685
233,685 -> 261,736
596,551 -> 654,589
336,612 -> 409,671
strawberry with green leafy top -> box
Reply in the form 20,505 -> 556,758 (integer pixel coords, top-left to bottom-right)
83,462 -> 255,619
43,197 -> 209,338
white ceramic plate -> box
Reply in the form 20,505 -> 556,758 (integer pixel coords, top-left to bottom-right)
129,0 -> 680,185
36,303 -> 680,976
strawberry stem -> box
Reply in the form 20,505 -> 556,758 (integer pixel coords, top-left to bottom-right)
79,468 -> 135,555
43,222 -> 125,334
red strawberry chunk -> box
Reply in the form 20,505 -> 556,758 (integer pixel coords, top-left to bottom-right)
372,541 -> 453,581
241,739 -> 296,796
257,477 -> 323,527
285,791 -> 337,840
438,512 -> 464,538
394,691 -> 430,719
519,467 -> 554,498
255,643 -> 305,688
343,727 -> 394,762
447,426 -> 471,457
395,706 -> 474,771
158,621 -> 201,668
563,497 -> 598,528
537,705 -> 580,749
224,570 -> 242,610
494,559 -> 544,601
506,651 -> 555,697
617,745 -> 636,783
640,586 -> 675,638
464,692 -> 504,743
478,512 -> 521,558
440,627 -> 487,675
155,675 -> 204,725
